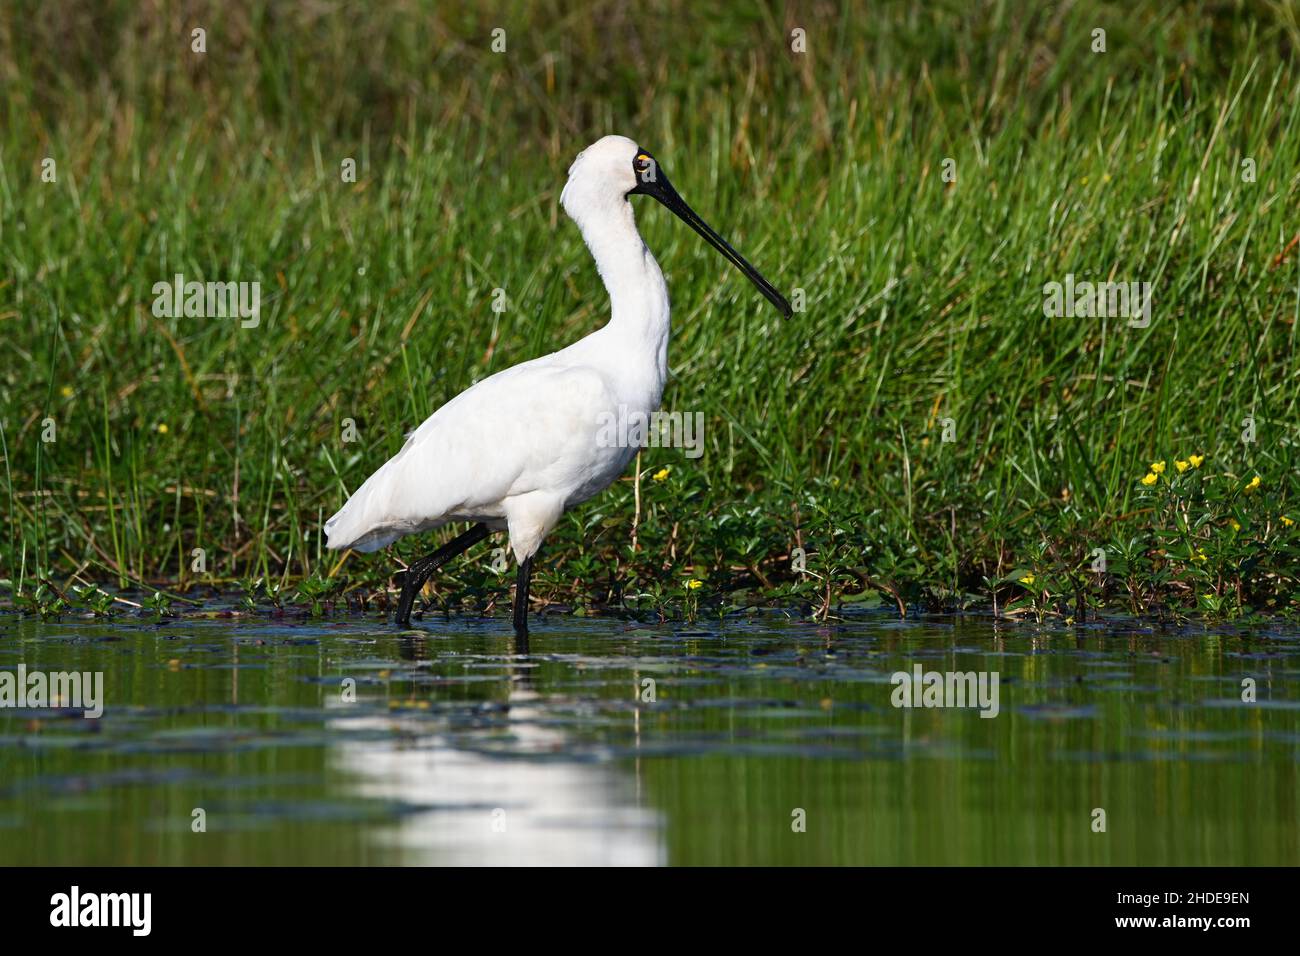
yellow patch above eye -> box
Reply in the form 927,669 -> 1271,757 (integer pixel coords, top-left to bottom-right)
636,154 -> 651,162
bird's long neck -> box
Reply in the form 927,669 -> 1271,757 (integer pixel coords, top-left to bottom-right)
575,199 -> 670,389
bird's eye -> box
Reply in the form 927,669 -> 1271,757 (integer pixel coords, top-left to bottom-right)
634,153 -> 653,172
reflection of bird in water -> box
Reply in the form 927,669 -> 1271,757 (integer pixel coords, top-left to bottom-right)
330,632 -> 661,865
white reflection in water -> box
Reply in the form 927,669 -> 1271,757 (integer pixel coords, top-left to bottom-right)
326,677 -> 664,865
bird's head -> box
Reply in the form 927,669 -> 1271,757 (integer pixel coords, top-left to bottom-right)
561,135 -> 792,318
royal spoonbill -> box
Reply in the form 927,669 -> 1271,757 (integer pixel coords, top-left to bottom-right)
325,134 -> 791,634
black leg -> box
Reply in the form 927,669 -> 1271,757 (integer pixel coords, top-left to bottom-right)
395,523 -> 491,627
513,551 -> 535,638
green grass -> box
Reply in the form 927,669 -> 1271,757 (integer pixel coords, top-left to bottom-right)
2,0 -> 1299,622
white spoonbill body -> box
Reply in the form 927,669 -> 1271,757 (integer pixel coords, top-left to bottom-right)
324,135 -> 790,634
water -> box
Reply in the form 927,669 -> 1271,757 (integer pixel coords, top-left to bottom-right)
1,610 -> 1297,865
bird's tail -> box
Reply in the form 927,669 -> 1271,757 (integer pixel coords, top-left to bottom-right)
324,465 -> 403,553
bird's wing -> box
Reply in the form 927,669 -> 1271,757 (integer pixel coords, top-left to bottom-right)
324,359 -> 617,551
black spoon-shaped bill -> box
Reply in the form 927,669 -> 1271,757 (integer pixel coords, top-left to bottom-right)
631,163 -> 792,319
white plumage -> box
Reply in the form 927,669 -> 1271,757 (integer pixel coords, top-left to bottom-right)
326,136 -> 666,563
324,134 -> 789,631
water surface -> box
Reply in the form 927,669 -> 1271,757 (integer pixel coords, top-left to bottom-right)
1,610 -> 1296,865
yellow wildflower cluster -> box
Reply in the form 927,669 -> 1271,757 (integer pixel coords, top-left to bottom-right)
1140,454 -> 1205,486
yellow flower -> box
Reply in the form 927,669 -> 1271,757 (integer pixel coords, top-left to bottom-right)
1150,460 -> 1166,474
1245,475 -> 1261,492
1019,573 -> 1036,586
156,423 -> 169,434
60,386 -> 74,398
1192,548 -> 1207,563
685,580 -> 703,591
1188,454 -> 1204,468
1281,516 -> 1294,527
651,467 -> 670,482
1175,460 -> 1189,473
1230,519 -> 1241,532
1140,472 -> 1158,486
